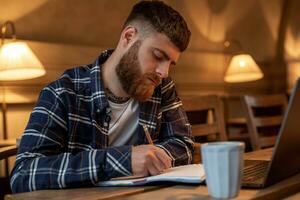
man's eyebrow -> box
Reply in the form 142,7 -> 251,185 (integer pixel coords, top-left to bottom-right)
155,48 -> 177,65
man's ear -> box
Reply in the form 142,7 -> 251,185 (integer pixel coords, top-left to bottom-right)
120,26 -> 138,47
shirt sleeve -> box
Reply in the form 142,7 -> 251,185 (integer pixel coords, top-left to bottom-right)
155,78 -> 195,166
10,86 -> 132,193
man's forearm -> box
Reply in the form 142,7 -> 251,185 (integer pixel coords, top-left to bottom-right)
11,145 -> 132,193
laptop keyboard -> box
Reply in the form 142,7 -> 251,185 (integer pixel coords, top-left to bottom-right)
242,160 -> 269,184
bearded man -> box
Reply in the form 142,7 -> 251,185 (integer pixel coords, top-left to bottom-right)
11,0 -> 194,193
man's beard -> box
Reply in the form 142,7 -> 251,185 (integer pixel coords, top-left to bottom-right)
116,40 -> 160,102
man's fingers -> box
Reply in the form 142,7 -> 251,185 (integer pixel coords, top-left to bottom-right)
154,147 -> 172,169
131,145 -> 172,177
147,150 -> 166,173
147,161 -> 160,175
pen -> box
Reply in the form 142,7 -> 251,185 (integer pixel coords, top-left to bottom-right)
142,124 -> 154,145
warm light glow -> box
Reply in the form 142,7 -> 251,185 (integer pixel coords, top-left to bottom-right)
0,41 -> 45,80
287,61 -> 300,92
224,54 -> 264,83
285,27 -> 300,59
239,60 -> 246,67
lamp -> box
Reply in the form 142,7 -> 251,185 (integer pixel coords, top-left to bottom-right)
0,21 -> 46,80
224,40 -> 264,83
0,21 -> 45,176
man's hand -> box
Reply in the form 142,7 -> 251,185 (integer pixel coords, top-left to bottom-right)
131,145 -> 172,177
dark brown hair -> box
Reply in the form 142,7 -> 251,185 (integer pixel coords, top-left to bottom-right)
123,0 -> 191,52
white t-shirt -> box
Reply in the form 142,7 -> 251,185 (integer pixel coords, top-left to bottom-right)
107,98 -> 139,146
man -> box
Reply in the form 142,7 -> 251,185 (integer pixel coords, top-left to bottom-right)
11,0 -> 194,193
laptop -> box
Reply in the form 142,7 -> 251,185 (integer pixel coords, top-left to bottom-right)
242,78 -> 300,188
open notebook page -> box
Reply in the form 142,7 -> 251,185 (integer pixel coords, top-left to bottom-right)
96,164 -> 205,186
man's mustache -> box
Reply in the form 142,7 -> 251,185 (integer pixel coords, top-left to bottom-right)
146,73 -> 161,86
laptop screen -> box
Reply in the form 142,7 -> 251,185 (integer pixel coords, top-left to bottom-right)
265,78 -> 300,186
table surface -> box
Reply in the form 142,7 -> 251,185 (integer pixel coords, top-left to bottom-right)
5,148 -> 300,200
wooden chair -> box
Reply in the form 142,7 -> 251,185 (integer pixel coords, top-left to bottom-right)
0,139 -> 16,148
0,138 -> 20,176
223,96 -> 252,151
243,94 -> 288,150
0,145 -> 18,161
0,145 -> 18,199
181,95 -> 228,163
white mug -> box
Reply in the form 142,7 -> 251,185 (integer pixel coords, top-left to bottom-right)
201,141 -> 245,199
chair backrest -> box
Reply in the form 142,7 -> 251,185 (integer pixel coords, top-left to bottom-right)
0,145 -> 18,176
0,145 -> 18,161
182,95 -> 228,164
243,94 -> 288,150
0,145 -> 18,199
182,95 -> 228,142
0,139 -> 18,175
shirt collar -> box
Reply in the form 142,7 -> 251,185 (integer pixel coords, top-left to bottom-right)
90,49 -> 114,113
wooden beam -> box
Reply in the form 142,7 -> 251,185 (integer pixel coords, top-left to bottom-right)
271,0 -> 292,93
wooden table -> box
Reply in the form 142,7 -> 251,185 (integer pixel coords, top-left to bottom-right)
5,148 -> 300,200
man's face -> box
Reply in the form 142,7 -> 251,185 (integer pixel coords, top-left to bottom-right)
116,32 -> 180,102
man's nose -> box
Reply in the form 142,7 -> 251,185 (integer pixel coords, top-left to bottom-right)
155,63 -> 170,78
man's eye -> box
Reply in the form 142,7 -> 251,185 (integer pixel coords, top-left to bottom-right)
153,51 -> 164,60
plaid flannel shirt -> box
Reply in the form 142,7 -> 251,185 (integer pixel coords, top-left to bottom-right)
10,50 -> 194,193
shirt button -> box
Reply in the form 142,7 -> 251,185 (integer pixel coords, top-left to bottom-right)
96,109 -> 101,113
106,107 -> 111,114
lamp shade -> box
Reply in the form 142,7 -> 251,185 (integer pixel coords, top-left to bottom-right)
224,54 -> 263,83
0,41 -> 46,81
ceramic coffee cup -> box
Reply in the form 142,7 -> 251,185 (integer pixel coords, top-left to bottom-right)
201,141 -> 245,199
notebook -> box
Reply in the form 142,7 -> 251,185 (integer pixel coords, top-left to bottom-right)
242,78 -> 300,188
96,164 -> 205,186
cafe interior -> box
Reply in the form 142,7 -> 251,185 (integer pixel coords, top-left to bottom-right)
0,0 -> 300,199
